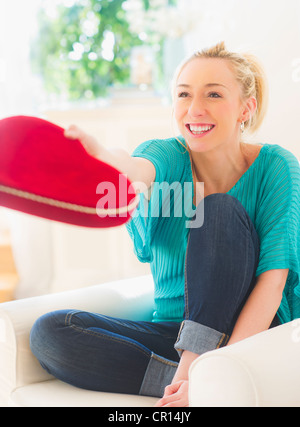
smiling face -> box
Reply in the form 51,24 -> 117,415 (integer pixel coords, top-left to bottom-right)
174,57 -> 250,154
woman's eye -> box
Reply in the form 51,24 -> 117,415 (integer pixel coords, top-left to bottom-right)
208,92 -> 221,98
178,92 -> 189,98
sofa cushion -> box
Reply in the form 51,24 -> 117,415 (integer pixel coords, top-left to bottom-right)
9,379 -> 158,407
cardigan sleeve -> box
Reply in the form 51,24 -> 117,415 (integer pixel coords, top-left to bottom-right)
255,148 -> 300,322
126,138 -> 188,263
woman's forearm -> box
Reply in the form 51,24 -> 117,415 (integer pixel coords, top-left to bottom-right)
227,277 -> 284,345
172,270 -> 288,384
64,125 -> 155,192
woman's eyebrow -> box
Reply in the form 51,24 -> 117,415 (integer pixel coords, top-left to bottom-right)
177,83 -> 228,89
205,83 -> 228,89
176,84 -> 191,88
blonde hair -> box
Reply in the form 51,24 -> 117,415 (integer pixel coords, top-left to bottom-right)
172,41 -> 269,134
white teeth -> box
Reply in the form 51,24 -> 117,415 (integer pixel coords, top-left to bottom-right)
189,124 -> 214,134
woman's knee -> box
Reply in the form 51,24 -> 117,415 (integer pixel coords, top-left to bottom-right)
30,310 -> 70,368
201,193 -> 249,226
191,193 -> 259,248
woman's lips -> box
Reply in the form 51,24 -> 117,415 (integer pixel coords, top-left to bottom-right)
186,123 -> 215,137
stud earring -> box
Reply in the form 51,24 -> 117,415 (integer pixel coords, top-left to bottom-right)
240,122 -> 245,133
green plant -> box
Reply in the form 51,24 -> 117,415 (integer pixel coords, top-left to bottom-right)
31,0 -> 145,101
31,0 -> 180,101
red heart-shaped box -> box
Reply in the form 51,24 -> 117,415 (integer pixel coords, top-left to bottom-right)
0,116 -> 138,227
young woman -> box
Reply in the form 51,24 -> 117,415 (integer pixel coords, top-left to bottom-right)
30,42 -> 300,407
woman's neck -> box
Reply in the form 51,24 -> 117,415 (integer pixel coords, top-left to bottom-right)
190,142 -> 260,198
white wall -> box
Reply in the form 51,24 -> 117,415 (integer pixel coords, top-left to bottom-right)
180,0 -> 300,157
0,0 -> 42,118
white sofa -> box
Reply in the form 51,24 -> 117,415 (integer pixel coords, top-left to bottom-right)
0,275 -> 158,407
1,274 -> 300,407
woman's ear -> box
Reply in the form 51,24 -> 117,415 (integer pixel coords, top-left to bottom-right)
240,96 -> 257,123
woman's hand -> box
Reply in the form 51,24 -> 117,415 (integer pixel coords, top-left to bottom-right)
154,380 -> 189,407
64,124 -> 156,193
64,125 -> 101,158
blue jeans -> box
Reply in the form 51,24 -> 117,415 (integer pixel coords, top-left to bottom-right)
30,194 -> 278,398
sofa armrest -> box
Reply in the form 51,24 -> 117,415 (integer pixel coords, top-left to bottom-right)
189,320 -> 300,407
0,275 -> 154,406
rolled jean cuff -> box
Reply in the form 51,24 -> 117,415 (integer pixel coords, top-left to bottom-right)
139,353 -> 178,398
174,320 -> 229,357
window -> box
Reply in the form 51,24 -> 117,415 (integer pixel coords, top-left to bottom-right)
30,0 -> 183,104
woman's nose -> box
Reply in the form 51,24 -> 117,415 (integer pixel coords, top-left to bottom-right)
188,98 -> 206,117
